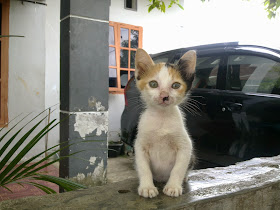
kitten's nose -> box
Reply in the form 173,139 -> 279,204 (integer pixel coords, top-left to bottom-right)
160,91 -> 169,102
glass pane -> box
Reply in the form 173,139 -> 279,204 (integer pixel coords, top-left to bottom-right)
120,28 -> 129,47
130,51 -> 136,68
258,63 -> 280,95
130,71 -> 135,79
109,47 -> 116,66
227,55 -> 280,94
192,56 -> 220,89
120,71 -> 128,88
109,68 -> 117,87
120,49 -> 129,68
109,26 -> 115,45
130,30 -> 139,48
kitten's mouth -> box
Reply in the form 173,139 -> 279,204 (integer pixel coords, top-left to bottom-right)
158,99 -> 171,106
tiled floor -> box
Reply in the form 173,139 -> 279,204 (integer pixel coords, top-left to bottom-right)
0,164 -> 59,201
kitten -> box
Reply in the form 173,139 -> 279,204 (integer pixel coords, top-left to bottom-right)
134,48 -> 196,198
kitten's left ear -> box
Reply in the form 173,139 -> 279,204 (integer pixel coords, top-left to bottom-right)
135,49 -> 154,80
178,50 -> 197,76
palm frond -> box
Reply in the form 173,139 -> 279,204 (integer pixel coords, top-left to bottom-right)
0,109 -> 89,194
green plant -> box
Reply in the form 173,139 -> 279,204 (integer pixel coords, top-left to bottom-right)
147,0 -> 280,19
148,0 -> 183,13
0,109 -> 87,194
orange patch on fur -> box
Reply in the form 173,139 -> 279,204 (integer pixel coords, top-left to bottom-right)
137,63 -> 164,90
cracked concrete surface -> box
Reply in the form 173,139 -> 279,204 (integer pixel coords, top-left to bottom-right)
1,155 -> 280,209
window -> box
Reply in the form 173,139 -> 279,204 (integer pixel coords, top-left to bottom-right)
109,21 -> 142,94
192,56 -> 221,89
227,55 -> 280,95
152,52 -> 181,64
124,0 -> 137,11
0,0 -> 9,127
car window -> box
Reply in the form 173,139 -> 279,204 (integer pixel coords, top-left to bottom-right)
227,55 -> 280,95
152,52 -> 179,64
153,55 -> 169,63
192,56 -> 221,89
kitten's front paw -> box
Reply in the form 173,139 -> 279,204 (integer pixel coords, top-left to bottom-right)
163,184 -> 182,197
138,185 -> 159,198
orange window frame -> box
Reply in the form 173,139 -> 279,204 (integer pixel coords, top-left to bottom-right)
109,21 -> 143,94
0,0 -> 9,127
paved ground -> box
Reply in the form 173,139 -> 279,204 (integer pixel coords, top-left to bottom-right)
107,156 -> 137,183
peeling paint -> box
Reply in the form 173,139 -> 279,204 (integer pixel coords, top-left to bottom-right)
95,101 -> 105,111
74,112 -> 108,138
76,173 -> 86,182
88,96 -> 105,111
72,158 -> 107,186
89,156 -> 97,165
91,159 -> 105,179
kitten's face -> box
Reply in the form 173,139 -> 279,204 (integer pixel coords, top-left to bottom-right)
135,49 -> 196,108
137,63 -> 188,107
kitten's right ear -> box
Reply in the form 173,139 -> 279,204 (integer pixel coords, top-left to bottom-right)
135,49 -> 154,80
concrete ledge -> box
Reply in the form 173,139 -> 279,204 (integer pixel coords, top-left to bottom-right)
1,156 -> 280,209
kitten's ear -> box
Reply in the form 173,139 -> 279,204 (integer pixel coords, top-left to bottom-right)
135,49 -> 154,80
178,50 -> 197,76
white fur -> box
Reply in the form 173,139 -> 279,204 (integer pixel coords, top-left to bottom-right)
135,65 -> 193,198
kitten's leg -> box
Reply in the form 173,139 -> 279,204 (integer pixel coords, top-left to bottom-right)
163,143 -> 191,197
135,142 -> 159,198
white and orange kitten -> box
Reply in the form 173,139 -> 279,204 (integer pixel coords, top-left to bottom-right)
134,49 -> 196,198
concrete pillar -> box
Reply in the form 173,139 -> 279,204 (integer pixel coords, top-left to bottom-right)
59,0 -> 110,187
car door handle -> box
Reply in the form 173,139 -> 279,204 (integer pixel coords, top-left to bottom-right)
222,102 -> 243,112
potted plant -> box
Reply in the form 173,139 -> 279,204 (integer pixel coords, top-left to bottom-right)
108,131 -> 124,158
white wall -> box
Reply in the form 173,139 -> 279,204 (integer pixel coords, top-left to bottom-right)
7,1 -> 47,161
45,0 -> 60,149
1,0 -> 60,161
110,0 -> 185,54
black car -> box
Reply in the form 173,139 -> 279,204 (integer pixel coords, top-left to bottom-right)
121,42 -> 280,168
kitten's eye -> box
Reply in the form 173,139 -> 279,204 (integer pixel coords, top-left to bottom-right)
149,80 -> 158,88
172,82 -> 181,89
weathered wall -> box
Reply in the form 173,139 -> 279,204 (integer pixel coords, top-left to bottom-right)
59,0 -> 110,184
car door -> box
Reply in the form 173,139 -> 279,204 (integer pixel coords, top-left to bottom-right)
218,49 -> 280,161
184,49 -> 229,167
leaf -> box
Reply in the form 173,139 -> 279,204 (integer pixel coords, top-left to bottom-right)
0,108 -> 88,193
0,143 -> 61,185
2,185 -> 13,193
24,181 -> 57,194
0,118 -> 57,181
178,3 -> 184,10
0,112 -> 32,144
161,2 -> 166,12
148,4 -> 155,12
33,174 -> 87,191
